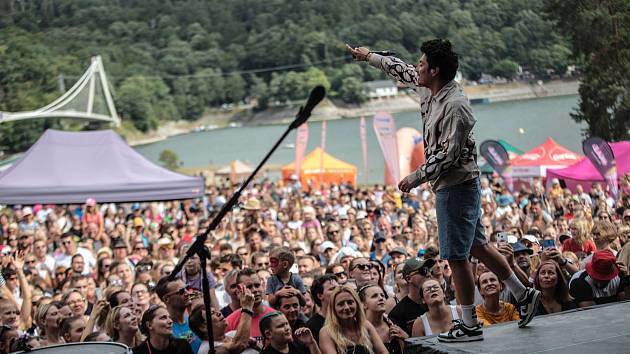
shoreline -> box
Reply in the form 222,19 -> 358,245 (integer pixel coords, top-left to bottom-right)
127,79 -> 580,147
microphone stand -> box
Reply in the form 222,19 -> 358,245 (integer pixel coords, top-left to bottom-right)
168,86 -> 325,354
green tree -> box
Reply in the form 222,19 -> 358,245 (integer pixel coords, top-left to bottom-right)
491,59 -> 519,80
159,149 -> 180,170
547,0 -> 630,141
339,77 -> 367,104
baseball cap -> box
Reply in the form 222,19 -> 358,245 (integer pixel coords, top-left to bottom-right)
389,247 -> 408,257
22,207 -> 33,216
512,241 -> 534,255
402,257 -> 436,278
112,238 -> 127,249
373,232 -> 386,242
356,211 -> 368,220
521,235 -> 540,245
586,250 -> 619,281
319,241 -> 336,253
85,198 -> 96,206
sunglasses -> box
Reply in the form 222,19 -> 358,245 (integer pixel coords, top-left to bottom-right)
352,263 -> 374,271
167,287 -> 189,297
328,230 -> 340,234
334,271 -> 347,279
407,267 -> 430,277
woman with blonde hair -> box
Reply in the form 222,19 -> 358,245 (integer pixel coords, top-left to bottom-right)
105,305 -> 142,347
319,286 -> 388,354
35,302 -> 63,346
561,218 -> 596,257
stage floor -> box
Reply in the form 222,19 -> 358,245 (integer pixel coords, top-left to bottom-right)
405,301 -> 630,353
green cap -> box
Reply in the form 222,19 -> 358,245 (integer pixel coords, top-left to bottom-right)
402,257 -> 435,278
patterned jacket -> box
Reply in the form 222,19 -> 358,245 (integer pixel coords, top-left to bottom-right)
368,53 -> 479,191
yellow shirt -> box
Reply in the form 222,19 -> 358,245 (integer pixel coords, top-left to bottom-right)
475,301 -> 519,326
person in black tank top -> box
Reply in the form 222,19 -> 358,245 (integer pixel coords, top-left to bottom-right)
133,306 -> 193,354
359,284 -> 406,354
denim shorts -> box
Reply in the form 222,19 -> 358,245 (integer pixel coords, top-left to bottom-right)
435,177 -> 488,260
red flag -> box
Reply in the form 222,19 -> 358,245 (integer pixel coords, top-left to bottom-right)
373,112 -> 400,184
319,120 -> 327,189
360,117 -> 368,184
295,123 -> 309,178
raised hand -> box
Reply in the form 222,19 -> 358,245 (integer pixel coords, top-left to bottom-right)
345,44 -> 370,61
295,327 -> 315,345
239,285 -> 255,310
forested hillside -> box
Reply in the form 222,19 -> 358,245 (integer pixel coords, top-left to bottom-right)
0,0 -> 572,151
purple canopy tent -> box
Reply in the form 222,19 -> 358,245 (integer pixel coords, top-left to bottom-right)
546,141 -> 630,193
0,130 -> 204,204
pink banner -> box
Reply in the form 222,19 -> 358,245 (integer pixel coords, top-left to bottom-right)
360,117 -> 368,184
373,112 -> 400,184
319,120 -> 327,188
295,123 -> 309,177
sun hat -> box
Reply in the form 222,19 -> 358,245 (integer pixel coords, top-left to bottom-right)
242,198 -> 262,211
586,250 -> 619,281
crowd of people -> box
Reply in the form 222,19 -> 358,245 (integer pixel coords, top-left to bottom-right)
0,173 -> 629,353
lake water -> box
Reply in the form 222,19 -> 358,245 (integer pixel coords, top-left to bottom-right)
135,95 -> 584,183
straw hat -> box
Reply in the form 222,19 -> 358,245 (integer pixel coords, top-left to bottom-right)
242,198 -> 261,211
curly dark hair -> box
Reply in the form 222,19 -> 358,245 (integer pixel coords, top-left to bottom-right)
420,39 -> 459,82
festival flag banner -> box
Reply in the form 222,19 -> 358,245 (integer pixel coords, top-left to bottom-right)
373,112 -> 400,184
360,117 -> 368,184
480,139 -> 513,191
583,136 -> 618,198
295,123 -> 309,178
319,120 -> 327,188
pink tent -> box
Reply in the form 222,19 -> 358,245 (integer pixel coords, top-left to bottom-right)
546,141 -> 630,192
510,137 -> 582,177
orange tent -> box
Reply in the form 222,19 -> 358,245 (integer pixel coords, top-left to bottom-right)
282,147 -> 356,189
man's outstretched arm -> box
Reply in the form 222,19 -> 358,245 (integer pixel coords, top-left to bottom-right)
346,45 -> 421,90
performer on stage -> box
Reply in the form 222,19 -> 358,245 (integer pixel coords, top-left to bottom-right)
347,39 -> 541,342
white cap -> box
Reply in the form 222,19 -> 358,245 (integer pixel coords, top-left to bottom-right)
356,210 -> 368,220
319,241 -> 337,253
507,235 -> 519,244
22,206 -> 33,215
522,234 -> 540,244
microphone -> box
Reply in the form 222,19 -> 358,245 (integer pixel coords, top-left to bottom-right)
369,50 -> 396,56
291,85 -> 326,129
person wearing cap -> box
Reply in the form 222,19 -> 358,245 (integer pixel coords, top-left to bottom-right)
569,249 -> 630,308
82,198 -> 104,237
318,241 -> 337,267
548,179 -> 563,199
18,206 -> 38,234
369,232 -> 389,264
388,247 -> 408,267
388,257 -> 435,336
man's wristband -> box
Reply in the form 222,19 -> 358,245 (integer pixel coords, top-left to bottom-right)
241,308 -> 254,316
